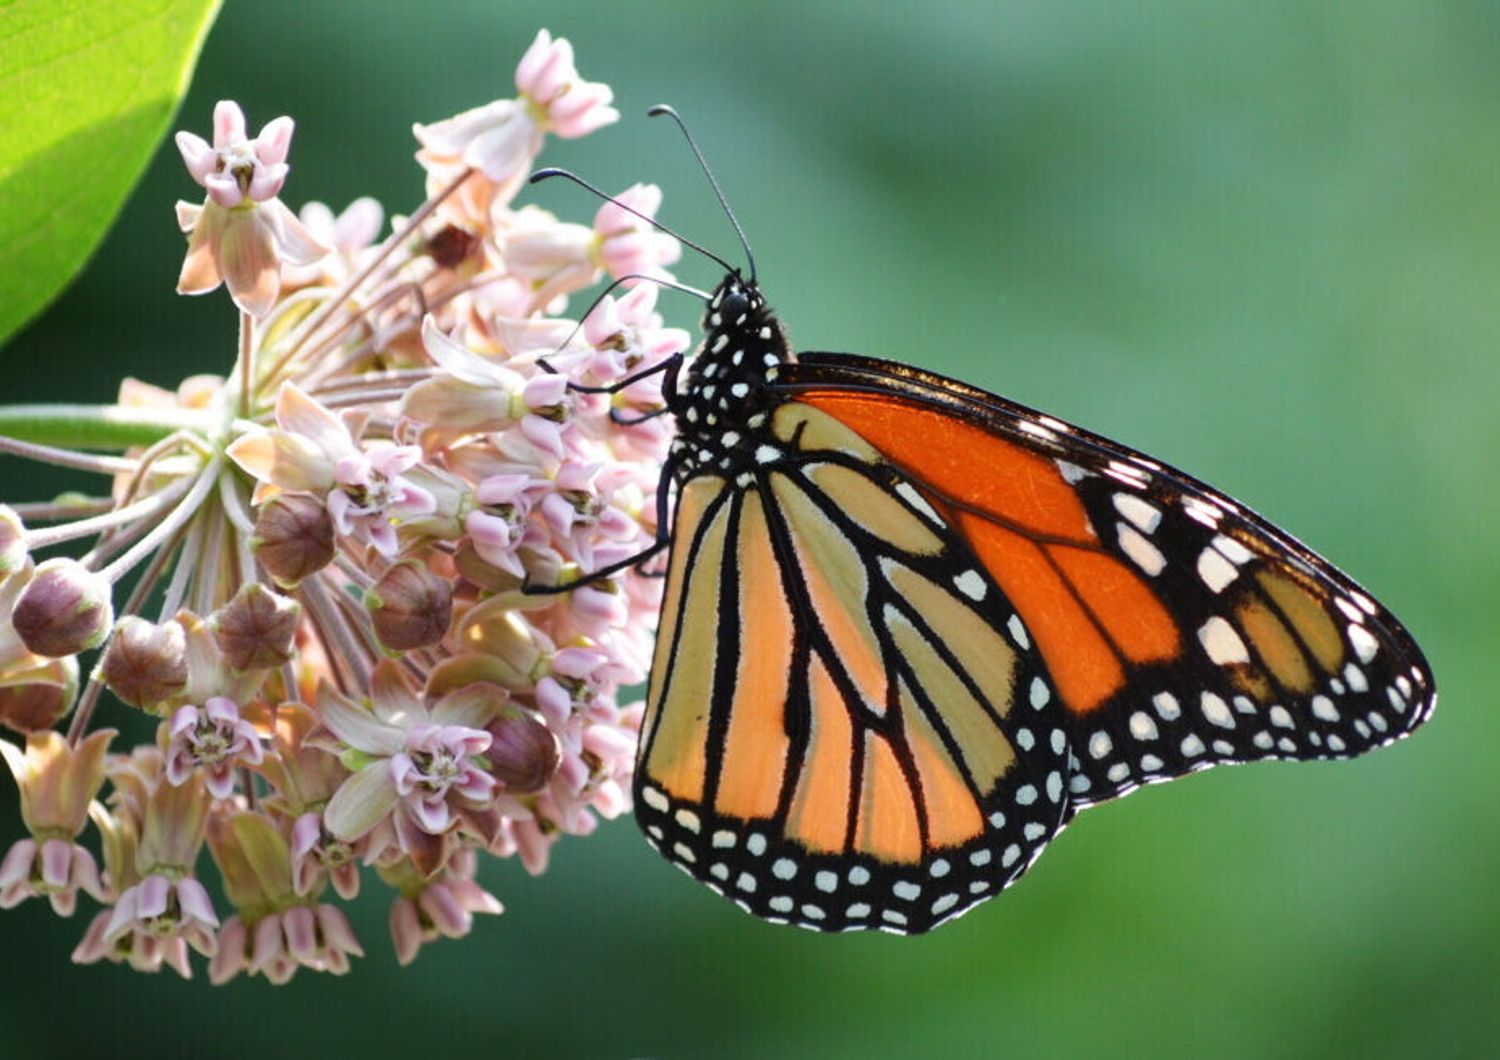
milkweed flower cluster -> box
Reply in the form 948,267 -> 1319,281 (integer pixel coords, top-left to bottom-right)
0,30 -> 685,981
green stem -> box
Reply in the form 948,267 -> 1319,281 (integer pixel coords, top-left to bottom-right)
0,404 -> 220,450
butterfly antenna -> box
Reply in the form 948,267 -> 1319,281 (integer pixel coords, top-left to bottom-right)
647,104 -> 757,283
528,167 -> 739,276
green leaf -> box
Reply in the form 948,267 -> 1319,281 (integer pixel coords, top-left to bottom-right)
0,0 -> 222,348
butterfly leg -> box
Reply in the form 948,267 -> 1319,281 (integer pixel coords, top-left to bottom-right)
520,450 -> 680,595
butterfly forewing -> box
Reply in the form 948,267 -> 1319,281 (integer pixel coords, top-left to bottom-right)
781,353 -> 1436,807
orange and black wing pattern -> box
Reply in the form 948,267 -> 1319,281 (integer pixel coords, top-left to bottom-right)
634,344 -> 1434,934
637,399 -> 1072,933
781,353 -> 1434,810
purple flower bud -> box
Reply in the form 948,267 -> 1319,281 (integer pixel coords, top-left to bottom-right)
251,493 -> 335,586
11,559 -> 113,658
0,656 -> 78,734
365,562 -> 453,652
100,616 -> 188,709
212,583 -> 300,672
483,707 -> 560,794
0,506 -> 25,579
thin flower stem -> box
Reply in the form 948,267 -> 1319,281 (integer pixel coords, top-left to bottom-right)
299,575 -> 370,688
257,167 -> 475,390
23,476 -> 194,550
0,435 -> 142,474
316,388 -> 415,409
99,459 -> 223,584
9,497 -> 116,521
160,509 -> 208,621
216,470 -> 257,536
65,522 -> 188,745
239,311 -> 255,418
307,369 -> 437,396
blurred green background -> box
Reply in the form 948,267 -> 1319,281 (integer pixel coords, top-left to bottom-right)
2,1 -> 1496,1056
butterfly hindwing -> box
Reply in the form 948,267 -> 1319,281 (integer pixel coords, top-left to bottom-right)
635,401 -> 1071,933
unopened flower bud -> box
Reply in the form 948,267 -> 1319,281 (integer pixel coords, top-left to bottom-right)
365,561 -> 452,652
251,493 -> 334,586
12,559 -> 113,658
212,583 -> 300,671
101,616 -> 188,709
0,656 -> 78,733
427,224 -> 481,269
483,706 -> 560,794
0,505 -> 25,580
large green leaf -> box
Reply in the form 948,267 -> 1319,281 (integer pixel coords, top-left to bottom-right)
0,0 -> 221,348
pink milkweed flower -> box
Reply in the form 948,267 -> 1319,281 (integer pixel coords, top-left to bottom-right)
164,697 -> 265,800
213,903 -> 363,985
387,849 -> 502,965
0,729 -> 113,915
227,383 -> 437,556
102,873 -> 219,960
319,663 -> 504,876
465,473 -> 550,577
593,183 -> 681,282
174,101 -> 327,317
401,316 -> 528,433
412,29 -> 618,193
281,196 -> 385,290
206,811 -> 364,984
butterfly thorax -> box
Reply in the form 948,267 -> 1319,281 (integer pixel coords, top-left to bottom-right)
669,274 -> 792,477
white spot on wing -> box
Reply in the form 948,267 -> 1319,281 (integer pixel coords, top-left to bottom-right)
1348,623 -> 1379,664
1119,523 -> 1166,576
1113,493 -> 1162,533
1199,616 -> 1250,665
1197,547 -> 1238,593
953,570 -> 987,601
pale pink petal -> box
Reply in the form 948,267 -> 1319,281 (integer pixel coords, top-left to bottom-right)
323,765 -> 401,841
254,116 -> 295,167
212,100 -> 247,148
226,430 -> 337,492
217,211 -> 281,317
316,688 -> 404,756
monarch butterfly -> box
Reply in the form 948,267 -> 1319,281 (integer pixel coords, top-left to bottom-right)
538,112 -> 1436,935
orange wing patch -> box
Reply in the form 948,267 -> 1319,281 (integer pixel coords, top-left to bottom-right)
798,391 -> 1183,714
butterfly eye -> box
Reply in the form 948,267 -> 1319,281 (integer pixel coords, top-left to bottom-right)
714,288 -> 750,325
